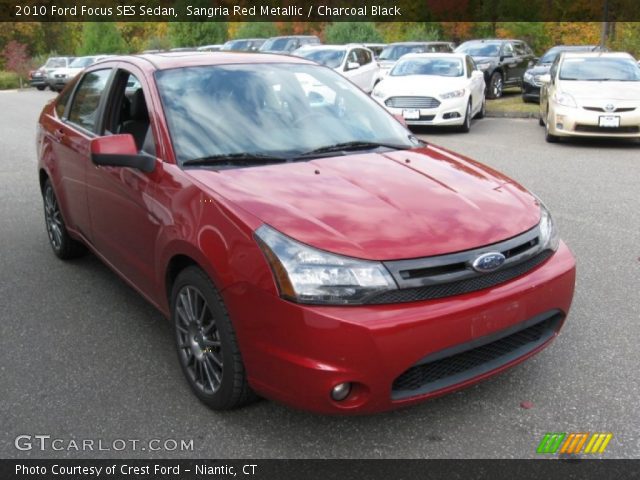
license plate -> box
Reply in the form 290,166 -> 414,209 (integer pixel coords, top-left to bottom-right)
402,109 -> 420,120
599,115 -> 620,128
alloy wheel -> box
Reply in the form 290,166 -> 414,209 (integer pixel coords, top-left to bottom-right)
44,184 -> 63,251
175,286 -> 224,394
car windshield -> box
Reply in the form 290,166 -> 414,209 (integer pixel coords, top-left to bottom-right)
296,49 -> 345,69
391,58 -> 463,77
155,63 -> 415,165
45,58 -> 66,68
456,42 -> 501,57
222,40 -> 250,51
559,57 -> 640,81
260,38 -> 294,52
69,57 -> 95,68
379,45 -> 428,61
540,47 -> 592,64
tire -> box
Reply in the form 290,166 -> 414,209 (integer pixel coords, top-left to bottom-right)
36,85 -> 45,91
545,109 -> 559,143
459,100 -> 472,133
172,266 -> 257,410
487,72 -> 504,99
539,116 -> 545,127
42,179 -> 86,259
474,96 -> 486,119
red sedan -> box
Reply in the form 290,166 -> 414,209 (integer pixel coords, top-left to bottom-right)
37,53 -> 575,414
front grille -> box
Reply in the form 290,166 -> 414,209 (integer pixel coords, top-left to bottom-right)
575,124 -> 639,134
385,96 -> 441,109
366,250 -> 552,304
392,312 -> 562,399
583,106 -> 636,113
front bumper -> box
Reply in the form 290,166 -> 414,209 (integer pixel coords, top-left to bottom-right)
522,81 -> 541,101
30,76 -> 47,87
376,95 -> 469,127
549,104 -> 640,138
223,241 -> 576,414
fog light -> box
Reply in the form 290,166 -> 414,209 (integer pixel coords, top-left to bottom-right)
331,382 -> 352,401
556,123 -> 564,130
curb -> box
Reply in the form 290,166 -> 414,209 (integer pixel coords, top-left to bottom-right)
486,111 -> 538,119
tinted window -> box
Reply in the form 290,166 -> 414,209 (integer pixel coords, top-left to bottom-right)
503,43 -> 514,56
456,42 -> 501,57
298,49 -> 345,69
379,45 -> 426,61
55,85 -> 73,118
513,43 -> 526,56
67,69 -> 111,133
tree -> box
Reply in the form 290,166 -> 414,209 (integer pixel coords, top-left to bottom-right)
78,22 -> 125,55
324,22 -> 383,44
234,22 -> 278,39
401,23 -> 441,41
168,22 -> 227,47
2,40 -> 31,86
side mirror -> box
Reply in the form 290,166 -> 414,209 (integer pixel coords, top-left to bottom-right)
538,74 -> 551,84
346,61 -> 360,71
91,134 -> 155,173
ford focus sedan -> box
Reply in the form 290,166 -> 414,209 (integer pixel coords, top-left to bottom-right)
37,52 -> 575,414
373,53 -> 486,131
539,52 -> 640,142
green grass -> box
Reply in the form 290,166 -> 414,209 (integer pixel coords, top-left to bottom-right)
0,71 -> 21,90
486,89 -> 539,115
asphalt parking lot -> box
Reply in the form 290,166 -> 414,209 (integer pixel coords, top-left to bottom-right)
1,89 -> 638,459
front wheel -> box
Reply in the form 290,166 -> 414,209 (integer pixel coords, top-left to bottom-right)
487,72 -> 503,99
545,110 -> 559,143
172,266 -> 257,410
458,100 -> 472,133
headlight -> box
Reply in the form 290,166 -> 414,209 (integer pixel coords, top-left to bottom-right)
372,87 -> 386,98
255,225 -> 397,305
538,203 -> 560,252
524,71 -> 533,82
476,62 -> 491,70
440,89 -> 465,100
552,91 -> 577,108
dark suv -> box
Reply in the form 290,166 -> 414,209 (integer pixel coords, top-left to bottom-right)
522,45 -> 602,103
259,35 -> 320,54
455,39 -> 536,98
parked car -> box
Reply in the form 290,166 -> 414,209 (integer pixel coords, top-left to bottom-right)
197,45 -> 223,52
523,45 -> 602,103
37,52 -> 575,414
363,43 -> 386,59
373,53 -> 486,131
221,38 -> 266,52
30,56 -> 74,90
48,55 -> 111,92
259,35 -> 320,54
169,47 -> 197,52
293,44 -> 379,93
376,42 -> 455,82
455,39 -> 536,98
539,52 -> 640,142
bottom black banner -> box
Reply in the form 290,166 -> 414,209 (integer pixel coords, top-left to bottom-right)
1,459 -> 639,480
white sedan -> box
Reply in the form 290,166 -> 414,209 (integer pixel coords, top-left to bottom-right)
293,44 -> 379,93
372,53 -> 486,132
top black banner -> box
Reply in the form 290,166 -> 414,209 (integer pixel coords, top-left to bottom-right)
1,0 -> 639,22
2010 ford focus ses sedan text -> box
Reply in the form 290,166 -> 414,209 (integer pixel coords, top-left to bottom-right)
37,52 -> 576,414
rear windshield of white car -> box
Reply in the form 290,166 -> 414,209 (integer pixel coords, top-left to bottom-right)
456,42 -> 501,57
297,49 -> 345,69
391,58 -> 464,77
155,63 -> 415,165
379,45 -> 427,61
559,58 -> 640,81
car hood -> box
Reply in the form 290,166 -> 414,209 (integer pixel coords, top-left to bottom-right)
558,80 -> 640,101
380,75 -> 468,96
187,146 -> 540,260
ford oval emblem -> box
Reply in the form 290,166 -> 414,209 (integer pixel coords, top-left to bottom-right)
472,252 -> 506,273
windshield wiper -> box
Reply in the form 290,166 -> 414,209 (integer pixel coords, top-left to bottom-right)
295,141 -> 411,159
182,153 -> 287,168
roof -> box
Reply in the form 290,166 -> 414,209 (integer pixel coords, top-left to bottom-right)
560,51 -> 634,59
107,51 -> 315,71
401,52 -> 467,60
388,41 -> 452,46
